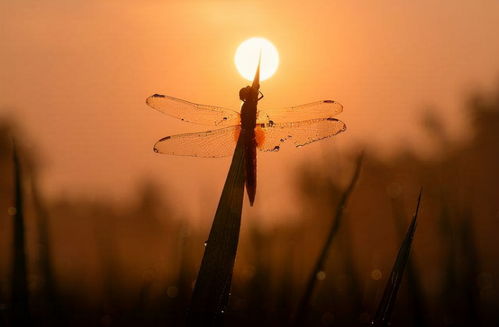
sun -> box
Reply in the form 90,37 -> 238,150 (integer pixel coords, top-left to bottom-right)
234,37 -> 279,81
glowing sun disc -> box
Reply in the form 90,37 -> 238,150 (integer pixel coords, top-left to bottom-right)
234,37 -> 279,81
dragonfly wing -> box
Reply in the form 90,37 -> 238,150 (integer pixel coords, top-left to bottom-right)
146,94 -> 240,127
257,100 -> 343,124
154,125 -> 240,158
255,118 -> 346,152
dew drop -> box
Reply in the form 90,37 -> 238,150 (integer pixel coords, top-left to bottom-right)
316,271 -> 326,280
166,286 -> 178,298
371,269 -> 382,280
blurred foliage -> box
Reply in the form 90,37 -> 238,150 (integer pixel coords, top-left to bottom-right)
0,85 -> 499,326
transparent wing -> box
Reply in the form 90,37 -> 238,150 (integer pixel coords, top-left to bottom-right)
257,100 -> 343,124
255,118 -> 346,152
146,94 -> 240,127
154,125 -> 240,158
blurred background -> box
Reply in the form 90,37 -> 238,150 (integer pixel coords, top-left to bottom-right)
1,0 -> 499,326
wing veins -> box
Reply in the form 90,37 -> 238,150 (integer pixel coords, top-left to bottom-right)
146,94 -> 240,126
154,125 -> 240,158
256,117 -> 346,152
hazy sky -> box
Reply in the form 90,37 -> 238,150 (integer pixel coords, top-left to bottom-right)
1,0 -> 499,217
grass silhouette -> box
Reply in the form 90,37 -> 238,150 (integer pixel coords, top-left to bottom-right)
372,190 -> 422,326
187,136 -> 246,324
294,153 -> 363,325
11,142 -> 31,326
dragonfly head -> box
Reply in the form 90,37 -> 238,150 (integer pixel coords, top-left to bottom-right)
239,86 -> 252,102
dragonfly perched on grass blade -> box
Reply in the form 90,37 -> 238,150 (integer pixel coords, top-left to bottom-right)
146,60 -> 346,205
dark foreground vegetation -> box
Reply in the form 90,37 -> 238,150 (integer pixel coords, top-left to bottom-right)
0,86 -> 498,326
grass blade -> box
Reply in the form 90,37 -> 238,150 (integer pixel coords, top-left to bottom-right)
187,136 -> 245,324
31,176 -> 65,325
294,153 -> 363,325
390,197 -> 427,326
372,190 -> 422,327
11,142 -> 32,326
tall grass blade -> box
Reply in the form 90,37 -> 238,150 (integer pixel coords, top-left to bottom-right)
294,153 -> 363,325
372,190 -> 422,327
11,142 -> 32,326
32,176 -> 64,325
187,136 -> 245,324
390,197 -> 427,326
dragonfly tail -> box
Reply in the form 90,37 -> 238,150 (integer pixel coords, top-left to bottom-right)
247,186 -> 256,206
245,142 -> 257,207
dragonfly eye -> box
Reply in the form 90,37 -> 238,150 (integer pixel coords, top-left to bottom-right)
239,86 -> 251,101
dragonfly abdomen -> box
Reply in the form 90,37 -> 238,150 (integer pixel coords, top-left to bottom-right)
242,128 -> 257,206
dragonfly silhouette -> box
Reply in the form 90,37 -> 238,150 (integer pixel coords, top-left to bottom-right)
146,60 -> 346,206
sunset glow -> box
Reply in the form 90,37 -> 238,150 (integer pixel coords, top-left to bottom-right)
1,1 -> 499,325
234,37 -> 279,81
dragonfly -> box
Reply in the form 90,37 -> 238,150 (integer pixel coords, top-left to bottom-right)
146,61 -> 346,206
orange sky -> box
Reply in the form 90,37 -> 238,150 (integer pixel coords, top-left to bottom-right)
1,0 -> 499,218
